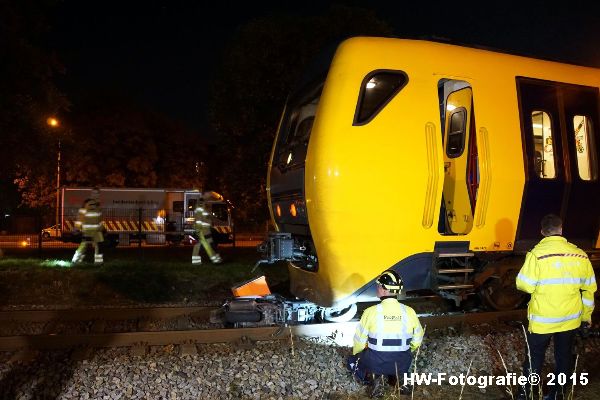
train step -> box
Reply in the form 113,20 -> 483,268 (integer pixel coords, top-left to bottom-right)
438,268 -> 474,274
437,252 -> 474,258
437,284 -> 474,290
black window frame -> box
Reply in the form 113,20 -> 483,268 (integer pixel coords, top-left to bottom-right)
445,107 -> 467,158
353,69 -> 409,126
572,114 -> 598,182
530,109 -> 558,180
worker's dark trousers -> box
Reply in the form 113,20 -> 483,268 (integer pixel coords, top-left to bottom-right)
347,349 -> 412,384
521,328 -> 576,397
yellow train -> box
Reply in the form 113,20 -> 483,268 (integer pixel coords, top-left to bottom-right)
224,37 -> 600,325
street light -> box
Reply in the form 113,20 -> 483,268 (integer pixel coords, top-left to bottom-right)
47,117 -> 61,230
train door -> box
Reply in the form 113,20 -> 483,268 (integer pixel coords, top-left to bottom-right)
438,80 -> 478,235
516,80 -> 565,246
561,85 -> 600,247
517,79 -> 600,248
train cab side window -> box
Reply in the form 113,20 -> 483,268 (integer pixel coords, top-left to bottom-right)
531,111 -> 556,179
275,83 -> 322,171
573,116 -> 598,181
353,71 -> 408,125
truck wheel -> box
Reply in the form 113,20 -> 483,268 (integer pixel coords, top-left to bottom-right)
318,304 -> 358,323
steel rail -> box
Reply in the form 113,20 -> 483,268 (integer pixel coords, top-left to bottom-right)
0,309 -> 527,351
0,306 -> 216,323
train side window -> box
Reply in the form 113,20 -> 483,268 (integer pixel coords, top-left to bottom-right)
446,108 -> 467,158
531,111 -> 556,179
353,70 -> 408,125
573,115 -> 598,181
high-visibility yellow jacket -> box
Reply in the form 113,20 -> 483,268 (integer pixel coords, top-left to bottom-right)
516,236 -> 596,334
353,298 -> 423,355
194,205 -> 211,232
75,202 -> 103,240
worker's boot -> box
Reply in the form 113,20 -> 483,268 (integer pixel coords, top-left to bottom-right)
370,374 -> 386,398
399,383 -> 412,395
192,255 -> 202,265
71,252 -> 84,263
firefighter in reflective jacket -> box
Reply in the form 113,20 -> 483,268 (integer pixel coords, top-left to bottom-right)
191,196 -> 222,265
516,214 -> 596,400
347,270 -> 423,397
71,190 -> 104,264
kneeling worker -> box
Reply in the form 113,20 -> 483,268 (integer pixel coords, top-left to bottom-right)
347,270 -> 423,398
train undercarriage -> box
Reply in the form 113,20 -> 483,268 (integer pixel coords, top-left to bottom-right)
210,296 -> 358,327
212,233 -> 528,327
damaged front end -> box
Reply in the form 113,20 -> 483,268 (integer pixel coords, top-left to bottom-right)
255,232 -> 318,272
210,295 -> 320,328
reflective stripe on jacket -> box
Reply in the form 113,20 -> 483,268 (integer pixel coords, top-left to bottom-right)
516,236 -> 596,334
352,298 -> 423,355
76,207 -> 103,236
194,206 -> 211,229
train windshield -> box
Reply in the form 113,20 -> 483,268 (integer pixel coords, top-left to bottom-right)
275,83 -> 323,170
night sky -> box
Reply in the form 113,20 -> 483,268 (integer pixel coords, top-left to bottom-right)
48,1 -> 600,137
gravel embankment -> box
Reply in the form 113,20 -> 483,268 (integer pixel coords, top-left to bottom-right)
2,327 -> 599,400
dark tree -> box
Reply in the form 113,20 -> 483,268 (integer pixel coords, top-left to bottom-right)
0,0 -> 69,211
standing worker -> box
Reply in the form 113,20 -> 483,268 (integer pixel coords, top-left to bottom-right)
516,214 -> 596,400
72,188 -> 104,264
191,193 -> 222,265
347,270 -> 423,398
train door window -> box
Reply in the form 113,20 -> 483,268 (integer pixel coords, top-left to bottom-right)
353,70 -> 408,125
446,109 -> 467,157
438,80 -> 478,235
531,111 -> 556,179
573,115 -> 597,181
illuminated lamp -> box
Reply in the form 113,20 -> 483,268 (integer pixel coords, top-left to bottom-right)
290,203 -> 297,217
276,204 -> 282,217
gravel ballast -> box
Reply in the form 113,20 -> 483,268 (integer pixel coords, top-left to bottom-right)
1,327 -> 599,400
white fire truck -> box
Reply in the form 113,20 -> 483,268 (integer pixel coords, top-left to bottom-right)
50,187 -> 234,246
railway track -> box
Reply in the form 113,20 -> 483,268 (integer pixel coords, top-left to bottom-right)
0,306 -> 216,324
0,308 -> 526,352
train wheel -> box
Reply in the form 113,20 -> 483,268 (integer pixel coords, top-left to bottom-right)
479,268 -> 526,310
319,303 -> 358,323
